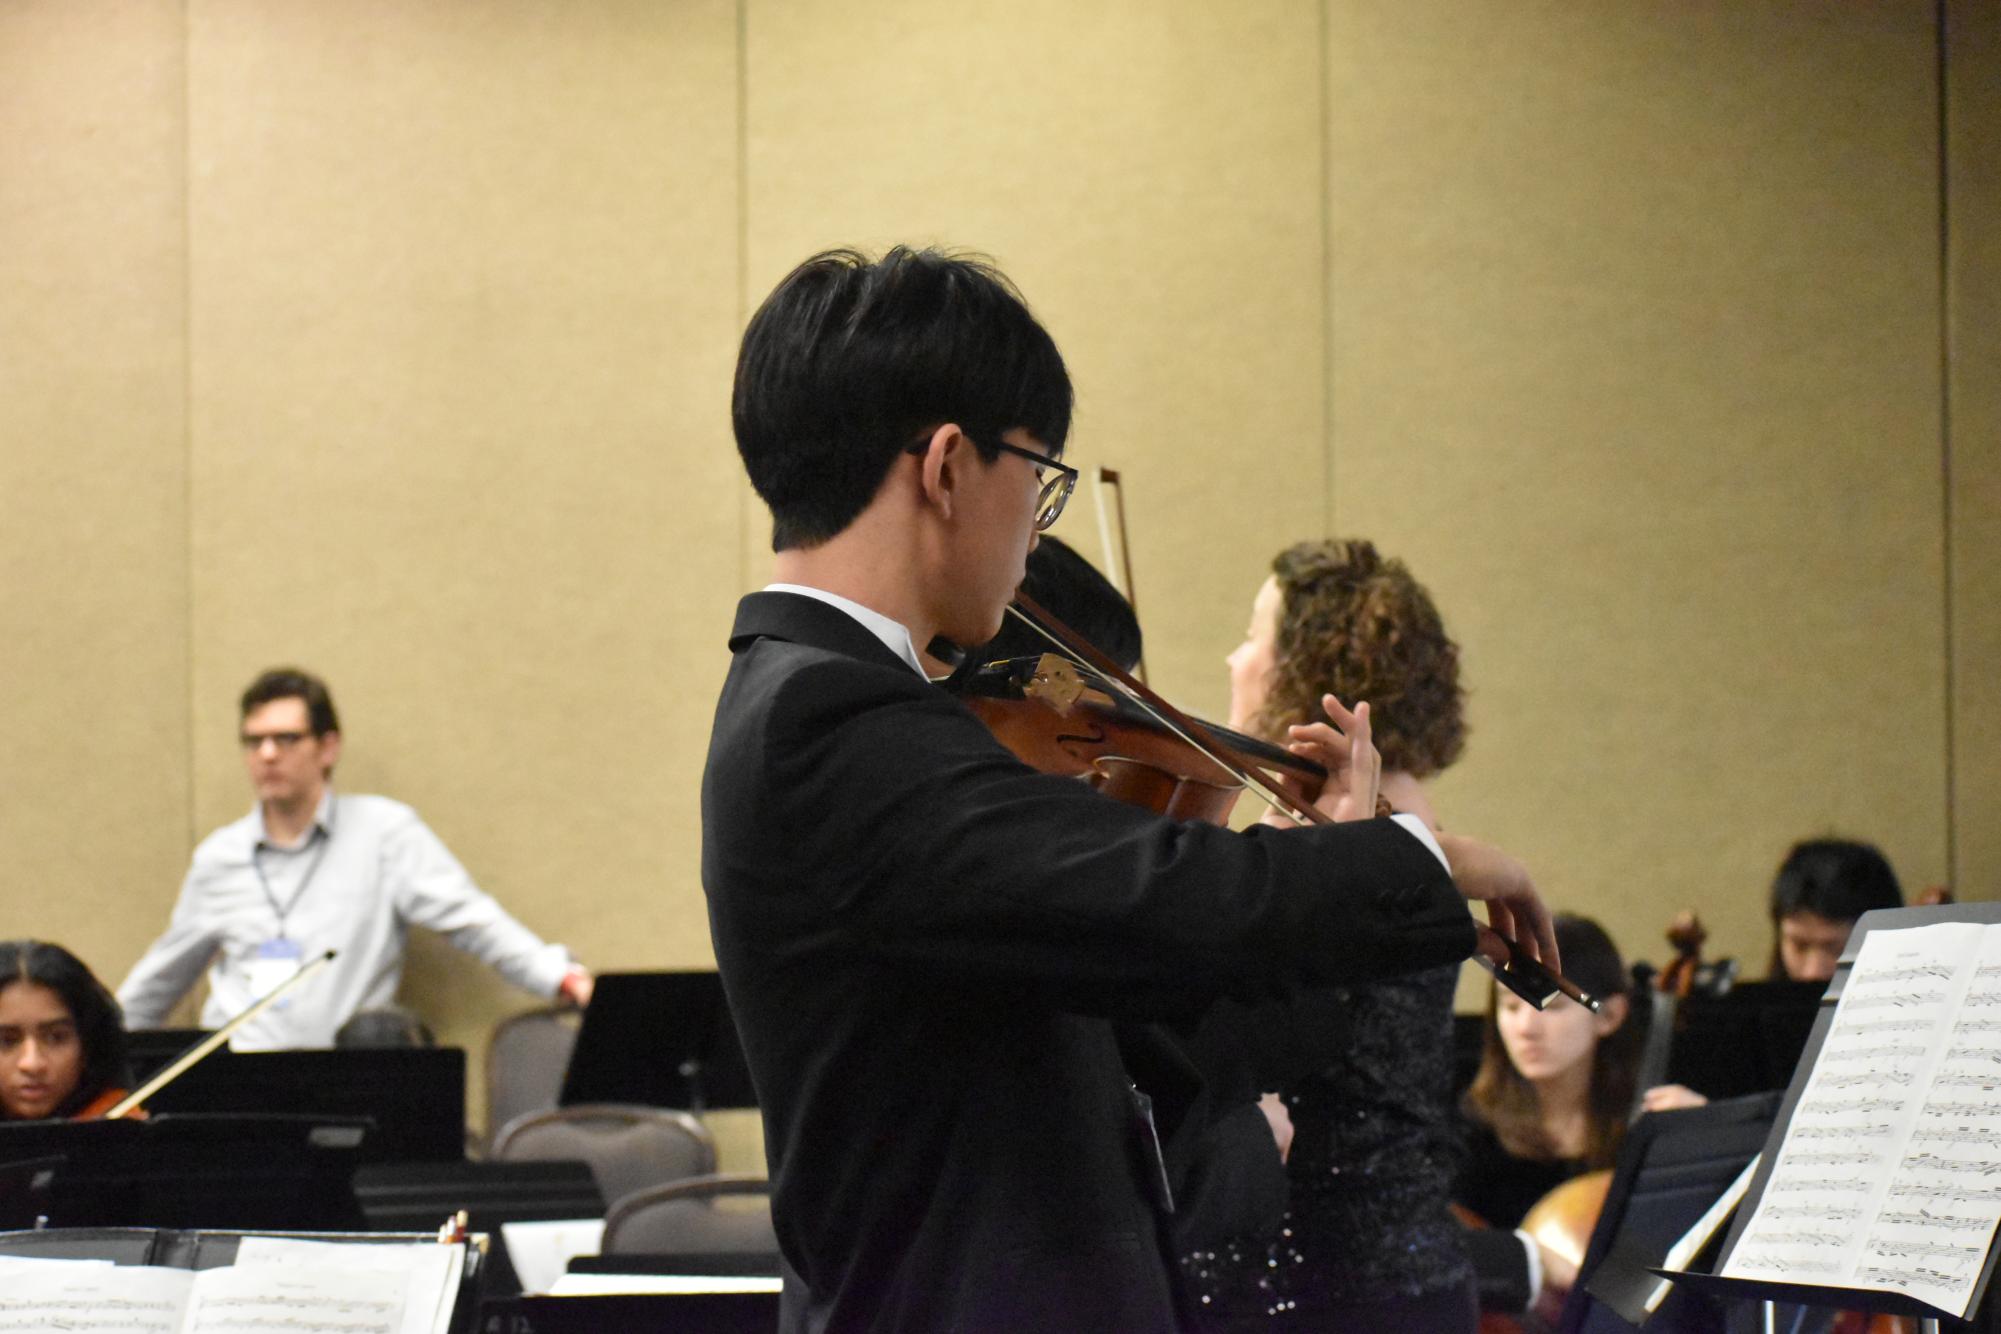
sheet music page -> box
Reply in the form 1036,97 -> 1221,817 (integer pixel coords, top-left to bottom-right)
498,1218 -> 604,1295
230,1238 -> 464,1334
0,1262 -> 192,1333
1724,921 -> 2001,1317
181,1264 -> 408,1334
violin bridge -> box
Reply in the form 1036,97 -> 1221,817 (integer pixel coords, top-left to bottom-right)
1022,653 -> 1088,715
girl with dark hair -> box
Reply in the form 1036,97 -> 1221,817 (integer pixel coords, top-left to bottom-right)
0,940 -> 131,1120
1456,915 -> 1702,1323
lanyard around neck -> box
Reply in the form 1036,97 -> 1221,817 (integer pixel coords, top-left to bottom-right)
252,809 -> 334,941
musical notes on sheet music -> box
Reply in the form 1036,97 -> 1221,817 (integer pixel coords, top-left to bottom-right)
1724,921 -> 2001,1320
1878,1209 -> 1993,1232
1800,1096 -> 1904,1116
1762,1203 -> 1865,1223
1821,1069 -> 1913,1089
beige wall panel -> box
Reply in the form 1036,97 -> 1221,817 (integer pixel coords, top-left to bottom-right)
1949,0 -> 2000,902
1325,3 -> 1949,984
744,0 -> 1327,713
0,4 -> 191,968
171,0 -> 740,1079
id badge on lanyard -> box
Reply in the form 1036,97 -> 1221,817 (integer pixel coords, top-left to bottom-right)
246,937 -> 305,1008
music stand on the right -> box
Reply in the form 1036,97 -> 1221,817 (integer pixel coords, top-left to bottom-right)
1556,1092 -> 1798,1334
1659,904 -> 2001,1334
559,971 -> 756,1113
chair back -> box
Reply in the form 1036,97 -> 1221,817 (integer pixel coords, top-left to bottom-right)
485,1007 -> 581,1147
602,1173 -> 776,1258
490,1104 -> 716,1205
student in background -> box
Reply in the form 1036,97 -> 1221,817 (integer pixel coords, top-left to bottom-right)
1456,915 -> 1704,1322
1766,838 -> 1904,983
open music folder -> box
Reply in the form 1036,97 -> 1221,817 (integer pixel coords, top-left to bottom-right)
0,1229 -> 477,1334
1665,903 -> 2001,1326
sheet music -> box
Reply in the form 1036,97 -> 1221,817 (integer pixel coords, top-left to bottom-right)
0,1263 -> 192,1333
180,1265 -> 407,1334
499,1218 -> 604,1295
1725,922 -> 2001,1317
231,1238 -> 463,1334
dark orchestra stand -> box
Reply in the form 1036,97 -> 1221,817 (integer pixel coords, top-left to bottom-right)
478,1290 -> 781,1334
131,1042 -> 468,1162
559,971 -> 757,1112
0,1114 -> 369,1231
1665,980 -> 1827,1102
1557,1093 -> 1790,1333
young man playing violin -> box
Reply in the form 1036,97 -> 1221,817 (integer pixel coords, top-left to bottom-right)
705,246 -> 1556,1334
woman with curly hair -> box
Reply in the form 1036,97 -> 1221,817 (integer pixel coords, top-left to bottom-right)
0,940 -> 131,1121
1182,538 -> 1478,1331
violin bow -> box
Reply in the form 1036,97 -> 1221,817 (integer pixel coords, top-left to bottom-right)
1006,592 -> 1596,1013
101,949 -> 338,1119
1090,468 -> 1146,685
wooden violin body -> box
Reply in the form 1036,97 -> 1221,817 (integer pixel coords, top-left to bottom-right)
957,650 -> 1322,825
69,1086 -> 145,1121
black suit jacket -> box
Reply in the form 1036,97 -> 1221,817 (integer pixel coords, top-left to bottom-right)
701,592 -> 1476,1333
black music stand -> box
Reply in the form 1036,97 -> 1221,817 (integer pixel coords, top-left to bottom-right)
140,1045 -> 467,1161
0,1113 -> 368,1231
0,1155 -> 60,1230
559,971 -> 756,1112
1555,1093 -> 1797,1333
1667,980 -> 1826,1101
1659,904 -> 2001,1332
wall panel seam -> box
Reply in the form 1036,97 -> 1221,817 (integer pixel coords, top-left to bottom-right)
1317,0 -> 1334,535
736,0 -> 751,595
1938,0 -> 1958,886
180,0 -> 199,853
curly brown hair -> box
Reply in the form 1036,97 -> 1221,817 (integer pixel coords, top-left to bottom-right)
1249,539 -> 1467,778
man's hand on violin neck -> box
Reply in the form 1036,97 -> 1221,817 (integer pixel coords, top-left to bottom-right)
1435,832 -> 1559,974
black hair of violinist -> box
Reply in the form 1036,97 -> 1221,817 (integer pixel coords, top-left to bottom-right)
0,939 -> 130,1119
973,536 -> 1142,674
734,246 -> 1073,552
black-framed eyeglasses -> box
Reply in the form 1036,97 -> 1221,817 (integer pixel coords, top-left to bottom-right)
239,731 -> 312,751
906,432 -> 1078,532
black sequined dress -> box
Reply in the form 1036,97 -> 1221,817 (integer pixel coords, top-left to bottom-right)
1180,964 -> 1475,1329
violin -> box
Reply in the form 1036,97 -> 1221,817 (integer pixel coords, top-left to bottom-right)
71,949 -> 338,1121
957,645 -> 1324,826
956,592 -> 1597,1015
70,1086 -> 144,1121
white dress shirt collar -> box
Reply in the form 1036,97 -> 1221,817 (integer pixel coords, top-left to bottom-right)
251,787 -> 336,850
764,583 -> 929,679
